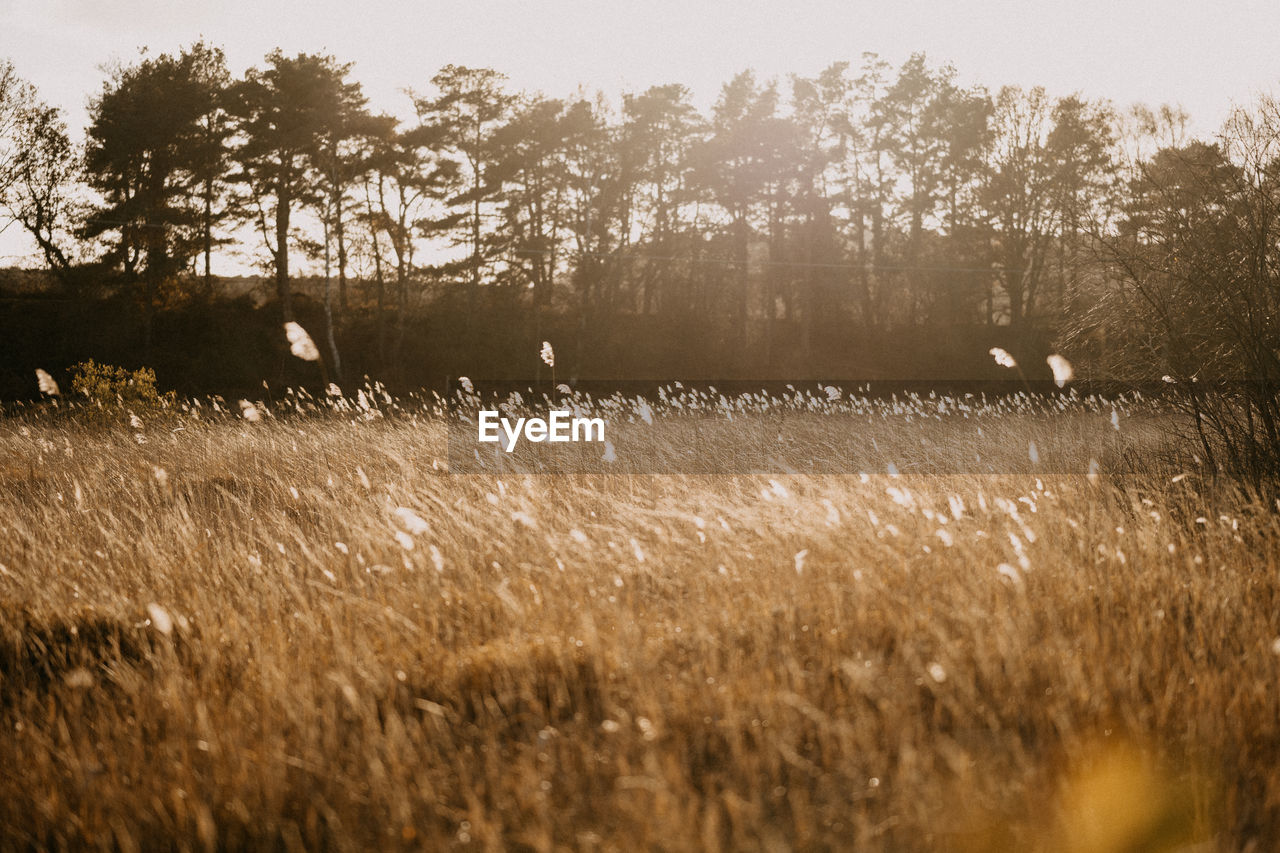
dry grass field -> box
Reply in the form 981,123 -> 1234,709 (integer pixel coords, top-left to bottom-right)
1,387 -> 1278,851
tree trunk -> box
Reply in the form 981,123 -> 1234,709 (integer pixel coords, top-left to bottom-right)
322,214 -> 342,382
275,178 -> 293,322
393,256 -> 408,383
471,192 -> 481,313
203,178 -> 214,299
736,213 -> 750,364
142,271 -> 155,361
335,190 -> 348,314
365,182 -> 387,370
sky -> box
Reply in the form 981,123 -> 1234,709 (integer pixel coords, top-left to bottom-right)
3,0 -> 1280,266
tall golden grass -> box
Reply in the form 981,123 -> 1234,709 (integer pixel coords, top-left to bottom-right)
0,394 -> 1276,850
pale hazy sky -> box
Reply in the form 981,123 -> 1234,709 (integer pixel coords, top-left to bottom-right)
3,0 -> 1279,264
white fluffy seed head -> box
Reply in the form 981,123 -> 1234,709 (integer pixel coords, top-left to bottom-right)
146,603 -> 173,636
989,347 -> 1017,369
393,507 -> 430,536
284,322 -> 320,361
1046,354 -> 1073,388
35,369 -> 60,397
996,563 -> 1023,586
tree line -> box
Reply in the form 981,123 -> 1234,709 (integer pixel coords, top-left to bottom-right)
1,45 -> 1277,404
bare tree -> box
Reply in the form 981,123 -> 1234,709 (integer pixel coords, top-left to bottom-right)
0,62 -> 77,281
1067,98 -> 1280,481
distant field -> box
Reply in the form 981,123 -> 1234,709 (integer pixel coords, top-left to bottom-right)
0,390 -> 1277,851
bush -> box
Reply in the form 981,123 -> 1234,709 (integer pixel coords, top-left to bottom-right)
69,360 -> 176,420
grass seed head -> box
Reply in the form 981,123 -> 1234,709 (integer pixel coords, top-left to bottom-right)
990,347 -> 1017,368
35,369 -> 60,397
284,322 -> 321,361
1047,354 -> 1074,387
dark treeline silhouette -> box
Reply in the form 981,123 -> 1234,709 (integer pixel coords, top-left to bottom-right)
1,46 -> 1276,414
